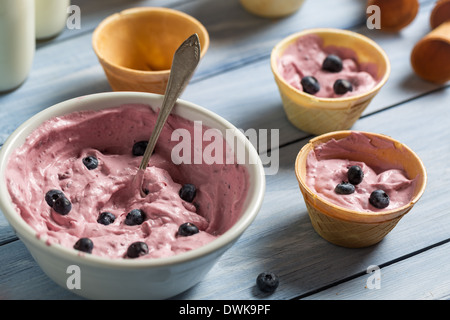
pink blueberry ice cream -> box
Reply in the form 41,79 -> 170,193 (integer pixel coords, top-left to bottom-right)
305,132 -> 417,212
5,104 -> 249,259
277,34 -> 379,98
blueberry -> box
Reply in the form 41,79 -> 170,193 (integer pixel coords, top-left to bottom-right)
347,165 -> 364,185
322,54 -> 343,72
179,184 -> 196,203
256,272 -> 279,293
335,181 -> 355,195
333,79 -> 353,95
124,209 -> 146,226
45,189 -> 64,207
300,76 -> 320,95
126,241 -> 149,258
82,156 -> 98,170
73,238 -> 93,254
97,211 -> 116,225
45,189 -> 71,214
52,195 -> 72,215
178,222 -> 199,237
369,190 -> 390,209
132,141 -> 148,156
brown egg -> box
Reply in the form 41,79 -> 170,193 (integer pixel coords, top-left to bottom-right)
367,0 -> 419,32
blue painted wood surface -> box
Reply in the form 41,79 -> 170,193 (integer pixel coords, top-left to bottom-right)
0,0 -> 449,300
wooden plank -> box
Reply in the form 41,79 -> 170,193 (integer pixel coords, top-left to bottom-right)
0,224 -> 15,246
37,0 -> 200,47
0,240 -> 82,300
301,240 -> 450,300
1,87 -> 448,299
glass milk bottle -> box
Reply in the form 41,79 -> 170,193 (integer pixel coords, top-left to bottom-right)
0,0 -> 35,92
35,0 -> 70,40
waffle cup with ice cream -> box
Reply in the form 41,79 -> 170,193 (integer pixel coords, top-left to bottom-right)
295,131 -> 427,248
271,28 -> 390,135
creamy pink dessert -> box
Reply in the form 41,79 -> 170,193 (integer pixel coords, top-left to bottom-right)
6,104 -> 249,259
305,132 -> 417,212
277,34 -> 379,98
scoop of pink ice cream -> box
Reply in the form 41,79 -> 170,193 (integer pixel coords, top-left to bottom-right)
305,132 -> 417,212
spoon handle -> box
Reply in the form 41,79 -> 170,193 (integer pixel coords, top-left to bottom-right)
138,33 -> 201,171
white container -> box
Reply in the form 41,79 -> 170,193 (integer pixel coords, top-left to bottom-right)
35,0 -> 70,40
0,92 -> 266,299
0,0 -> 35,92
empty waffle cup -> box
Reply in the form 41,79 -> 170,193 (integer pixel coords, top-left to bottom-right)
271,28 -> 390,135
92,7 -> 209,94
430,0 -> 450,29
295,131 -> 427,248
410,0 -> 450,84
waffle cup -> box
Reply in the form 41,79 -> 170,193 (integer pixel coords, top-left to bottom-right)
430,0 -> 450,29
92,7 -> 209,94
295,131 -> 427,248
239,0 -> 305,18
410,0 -> 450,84
271,28 -> 390,135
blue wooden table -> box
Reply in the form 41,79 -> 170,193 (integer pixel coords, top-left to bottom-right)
0,0 -> 449,300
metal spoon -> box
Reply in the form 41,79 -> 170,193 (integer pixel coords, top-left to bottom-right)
134,33 -> 201,197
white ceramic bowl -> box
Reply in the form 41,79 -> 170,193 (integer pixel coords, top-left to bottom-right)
0,92 -> 265,299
